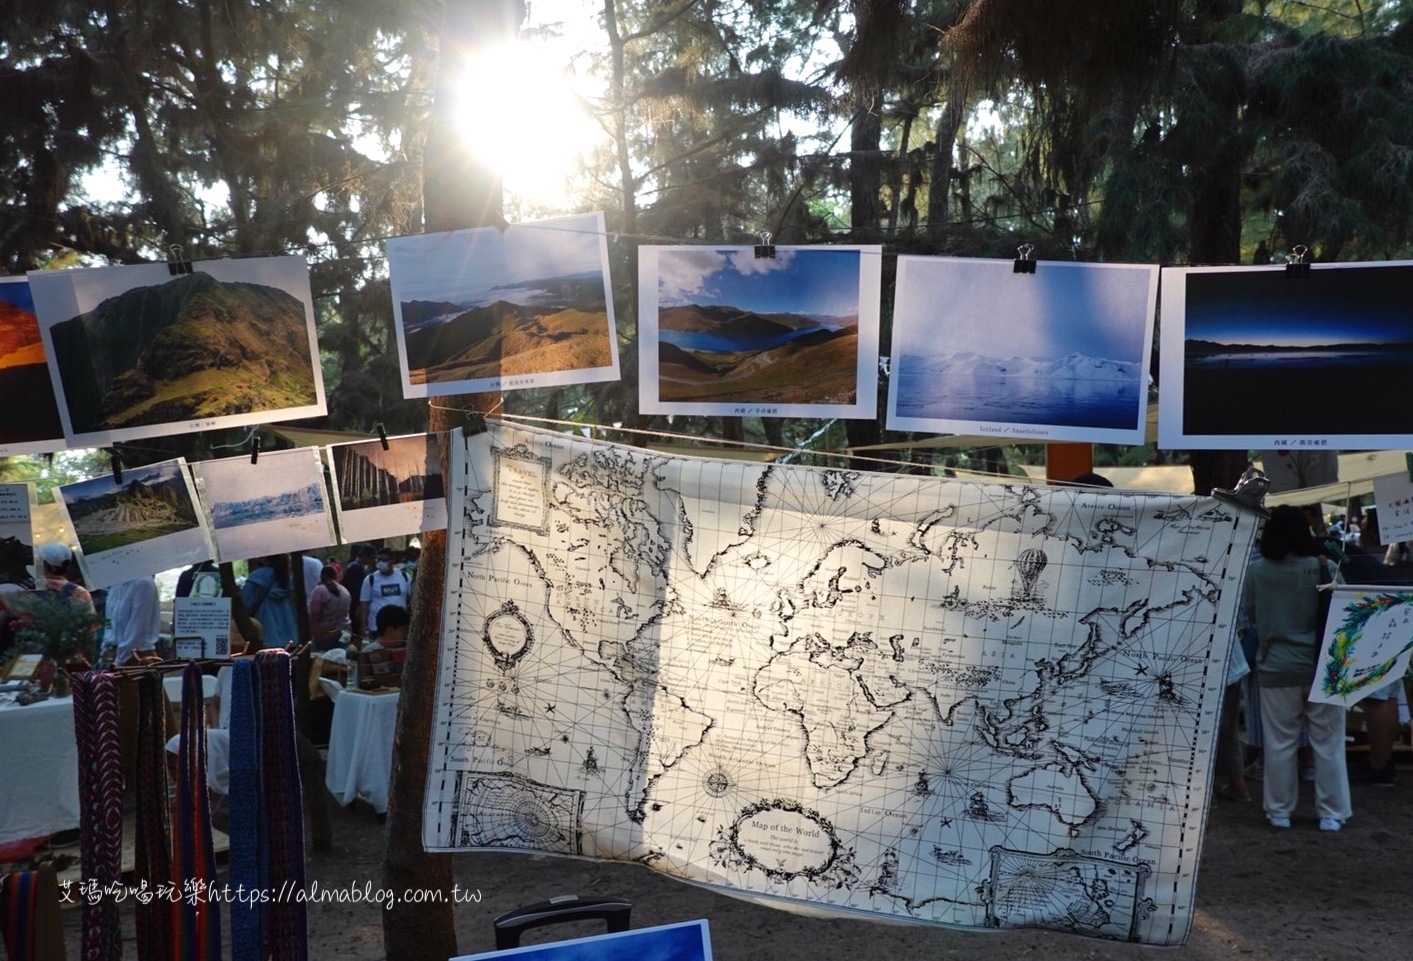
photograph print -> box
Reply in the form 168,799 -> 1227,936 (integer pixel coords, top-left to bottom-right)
0,277 -> 67,456
197,446 -> 336,562
453,920 -> 711,961
56,458 -> 213,589
387,212 -> 619,398
638,245 -> 882,418
329,431 -> 447,543
886,258 -> 1158,444
1159,261 -> 1413,449
29,255 -> 326,447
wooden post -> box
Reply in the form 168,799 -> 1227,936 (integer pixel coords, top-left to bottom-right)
382,3 -> 523,959
1045,442 -> 1094,484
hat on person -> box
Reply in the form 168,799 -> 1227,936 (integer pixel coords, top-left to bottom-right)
36,542 -> 73,568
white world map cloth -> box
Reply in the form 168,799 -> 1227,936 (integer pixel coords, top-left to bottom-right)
423,423 -> 1257,945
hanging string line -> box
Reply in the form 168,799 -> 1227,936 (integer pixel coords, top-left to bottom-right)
425,405 -> 1027,481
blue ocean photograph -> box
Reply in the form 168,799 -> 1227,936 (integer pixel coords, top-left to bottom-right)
887,258 -> 1157,442
1177,263 -> 1413,440
649,246 -> 869,410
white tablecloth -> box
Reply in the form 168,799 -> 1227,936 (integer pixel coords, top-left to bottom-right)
324,689 -> 399,813
0,696 -> 81,845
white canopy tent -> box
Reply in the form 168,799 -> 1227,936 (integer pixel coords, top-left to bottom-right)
1264,450 -> 1412,508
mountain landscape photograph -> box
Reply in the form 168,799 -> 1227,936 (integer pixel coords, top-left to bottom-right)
0,278 -> 66,453
643,246 -> 878,414
1167,263 -> 1413,443
887,258 -> 1157,443
30,257 -> 324,444
387,213 -> 619,396
59,461 -> 203,555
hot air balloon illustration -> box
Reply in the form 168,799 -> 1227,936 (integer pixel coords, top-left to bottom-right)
1014,547 -> 1048,600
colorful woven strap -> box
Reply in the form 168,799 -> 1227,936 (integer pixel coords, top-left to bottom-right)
256,650 -> 308,961
227,659 -> 266,961
71,670 -> 123,961
135,671 -> 173,961
172,663 -> 220,961
0,865 -> 65,961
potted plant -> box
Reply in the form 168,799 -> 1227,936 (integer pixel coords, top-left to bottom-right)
13,590 -> 103,694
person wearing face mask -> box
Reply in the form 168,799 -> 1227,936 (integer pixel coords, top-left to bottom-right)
355,547 -> 410,639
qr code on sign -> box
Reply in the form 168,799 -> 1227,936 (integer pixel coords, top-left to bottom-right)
215,636 -> 229,656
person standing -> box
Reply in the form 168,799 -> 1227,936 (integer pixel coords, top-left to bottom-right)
1243,505 -> 1351,831
355,547 -> 410,638
241,555 -> 298,649
308,564 -> 352,652
301,550 -> 324,608
104,575 -> 161,665
340,544 -> 375,609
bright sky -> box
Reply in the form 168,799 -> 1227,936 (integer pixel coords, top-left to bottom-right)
1184,266 -> 1413,346
386,212 -> 604,304
656,248 -> 862,318
895,258 -> 1154,361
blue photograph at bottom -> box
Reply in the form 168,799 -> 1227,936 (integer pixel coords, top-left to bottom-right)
453,920 -> 711,961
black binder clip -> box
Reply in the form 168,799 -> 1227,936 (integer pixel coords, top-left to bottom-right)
250,436 -> 261,465
167,244 -> 193,276
1012,243 -> 1036,274
109,449 -> 123,485
1285,244 -> 1311,278
464,412 -> 487,437
376,423 -> 390,451
754,231 -> 775,259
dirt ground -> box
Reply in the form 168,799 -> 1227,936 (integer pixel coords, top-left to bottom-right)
51,765 -> 1411,961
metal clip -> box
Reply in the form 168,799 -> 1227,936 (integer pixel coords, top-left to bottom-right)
167,244 -> 193,276
1013,243 -> 1036,274
754,231 -> 776,259
1285,244 -> 1311,278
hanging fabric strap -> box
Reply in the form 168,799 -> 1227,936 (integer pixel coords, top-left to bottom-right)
172,663 -> 220,961
256,650 -> 308,961
0,865 -> 65,961
135,670 -> 173,961
71,670 -> 123,961
228,659 -> 266,961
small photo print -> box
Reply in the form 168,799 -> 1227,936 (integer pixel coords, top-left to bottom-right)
0,277 -> 66,456
1159,261 -> 1413,449
29,256 -> 326,447
637,245 -> 882,418
388,212 -> 620,397
887,257 -> 1158,444
452,919 -> 712,961
197,447 -> 336,562
57,459 -> 213,589
329,432 -> 447,543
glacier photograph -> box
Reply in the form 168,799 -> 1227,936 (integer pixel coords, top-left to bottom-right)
886,258 -> 1158,445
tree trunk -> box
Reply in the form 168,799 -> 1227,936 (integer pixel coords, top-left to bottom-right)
849,99 -> 883,240
928,89 -> 966,238
1185,0 -> 1247,499
382,3 -> 522,960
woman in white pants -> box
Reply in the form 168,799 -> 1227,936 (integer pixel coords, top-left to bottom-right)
1242,505 -> 1350,831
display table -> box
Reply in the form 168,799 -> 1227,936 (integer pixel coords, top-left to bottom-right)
0,696 -> 81,845
324,689 -> 399,813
